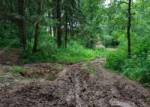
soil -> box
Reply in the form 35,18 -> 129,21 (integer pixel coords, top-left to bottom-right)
0,50 -> 150,107
0,49 -> 22,65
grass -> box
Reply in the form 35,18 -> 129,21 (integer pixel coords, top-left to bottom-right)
12,66 -> 23,73
21,42 -> 107,64
54,48 -> 106,63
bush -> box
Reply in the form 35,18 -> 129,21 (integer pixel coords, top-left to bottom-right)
105,49 -> 126,71
105,32 -> 150,85
123,56 -> 150,84
0,39 -> 20,48
105,42 -> 150,85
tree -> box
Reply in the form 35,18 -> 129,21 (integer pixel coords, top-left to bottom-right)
56,0 -> 62,48
32,0 -> 43,53
65,10 -> 68,48
18,0 -> 26,50
127,0 -> 132,58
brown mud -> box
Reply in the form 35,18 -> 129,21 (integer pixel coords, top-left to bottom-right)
0,57 -> 150,107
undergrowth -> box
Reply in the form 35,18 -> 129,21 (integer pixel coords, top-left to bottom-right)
21,41 -> 106,64
105,47 -> 150,86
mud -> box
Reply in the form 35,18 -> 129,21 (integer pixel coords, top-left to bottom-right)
0,58 -> 149,107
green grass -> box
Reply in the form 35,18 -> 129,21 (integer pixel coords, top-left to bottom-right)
54,48 -> 106,63
21,42 -> 107,64
12,66 -> 23,73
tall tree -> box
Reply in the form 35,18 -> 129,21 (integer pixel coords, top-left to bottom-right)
32,0 -> 43,53
65,10 -> 68,48
127,0 -> 132,58
18,0 -> 26,50
56,0 -> 62,48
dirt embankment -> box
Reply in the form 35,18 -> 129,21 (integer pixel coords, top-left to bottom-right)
0,58 -> 150,107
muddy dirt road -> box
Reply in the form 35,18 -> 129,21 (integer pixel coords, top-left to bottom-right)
0,58 -> 150,107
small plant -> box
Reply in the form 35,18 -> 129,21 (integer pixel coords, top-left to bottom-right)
12,66 -> 23,73
80,64 -> 97,75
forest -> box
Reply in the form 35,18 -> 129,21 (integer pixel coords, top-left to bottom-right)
0,0 -> 150,107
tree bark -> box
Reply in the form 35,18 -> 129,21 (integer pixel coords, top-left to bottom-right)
71,15 -> 74,38
33,22 -> 40,53
56,0 -> 62,48
52,0 -> 56,37
127,0 -> 132,58
10,0 -> 13,12
18,0 -> 26,50
32,1 -> 42,53
48,12 -> 52,35
65,11 -> 68,48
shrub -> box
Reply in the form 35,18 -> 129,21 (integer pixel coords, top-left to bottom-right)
123,56 -> 150,84
105,44 -> 150,85
105,49 -> 126,71
0,39 -> 20,48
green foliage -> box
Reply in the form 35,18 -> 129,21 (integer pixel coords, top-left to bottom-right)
105,49 -> 126,71
54,44 -> 105,63
123,56 -> 150,84
0,21 -> 18,39
84,37 -> 97,49
101,35 -> 113,47
104,0 -> 150,85
12,66 -> 23,73
106,35 -> 150,85
147,96 -> 150,102
21,41 -> 106,63
0,39 -> 20,48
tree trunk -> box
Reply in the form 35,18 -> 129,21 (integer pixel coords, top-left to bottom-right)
32,22 -> 40,53
52,9 -> 57,37
10,0 -> 13,12
48,12 -> 52,35
18,0 -> 26,50
52,0 -> 56,37
65,11 -> 68,48
127,0 -> 132,58
32,1 -> 42,53
71,1 -> 75,38
71,15 -> 74,38
56,0 -> 62,48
